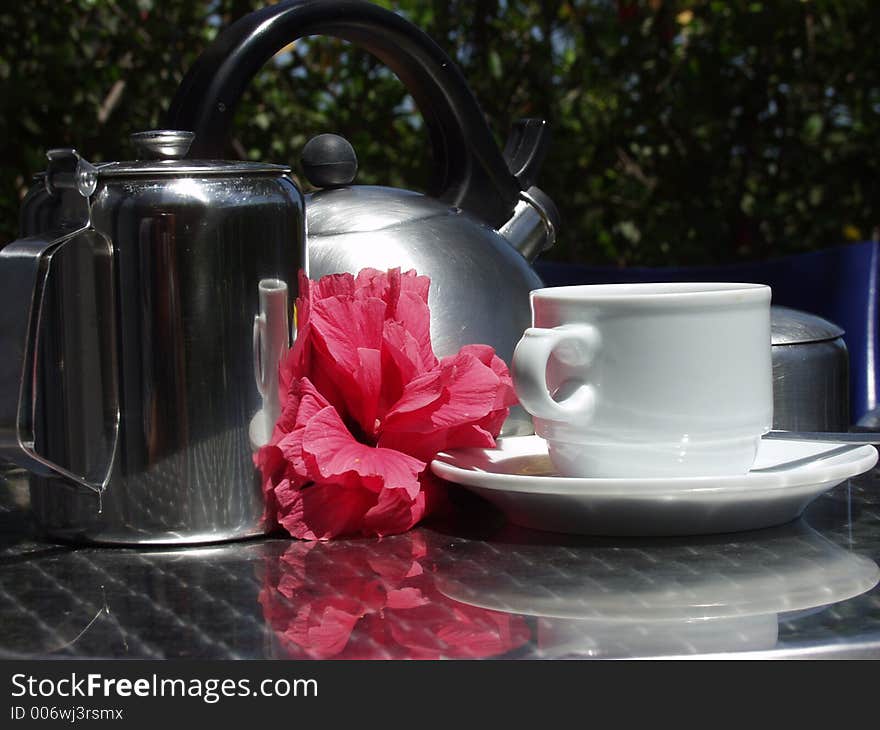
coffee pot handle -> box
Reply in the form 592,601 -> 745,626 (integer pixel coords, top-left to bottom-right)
0,233 -> 114,493
166,0 -> 524,228
0,155 -> 118,495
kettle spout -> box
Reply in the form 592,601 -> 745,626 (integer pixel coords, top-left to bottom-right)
496,186 -> 560,261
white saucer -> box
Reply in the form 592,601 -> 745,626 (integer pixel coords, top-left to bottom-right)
430,436 -> 878,536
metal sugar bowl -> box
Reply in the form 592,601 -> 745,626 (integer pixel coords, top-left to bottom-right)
771,306 -> 849,432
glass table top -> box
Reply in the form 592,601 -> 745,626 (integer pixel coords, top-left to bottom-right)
1,464 -> 879,659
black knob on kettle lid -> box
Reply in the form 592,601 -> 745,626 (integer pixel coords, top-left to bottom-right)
301,134 -> 358,188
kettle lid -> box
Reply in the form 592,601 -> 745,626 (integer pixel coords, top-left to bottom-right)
771,305 -> 845,345
306,186 -> 458,236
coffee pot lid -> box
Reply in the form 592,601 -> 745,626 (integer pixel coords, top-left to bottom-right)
771,305 -> 845,345
93,130 -> 289,177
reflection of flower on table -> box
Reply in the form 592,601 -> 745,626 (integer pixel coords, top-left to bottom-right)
258,532 -> 530,659
255,268 -> 517,540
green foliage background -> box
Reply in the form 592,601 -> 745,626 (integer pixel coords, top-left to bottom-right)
1,0 -> 878,266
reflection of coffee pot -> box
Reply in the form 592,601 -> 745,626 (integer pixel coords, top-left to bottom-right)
0,131 -> 304,544
434,521 -> 879,658
0,532 -> 529,659
0,541 -> 273,658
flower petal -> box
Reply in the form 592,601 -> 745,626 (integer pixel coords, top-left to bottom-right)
383,350 -> 503,433
387,290 -> 435,373
392,268 -> 431,304
353,268 -> 391,300
313,271 -> 357,299
311,294 -> 385,362
272,377 -> 331,440
379,320 -> 433,412
307,295 -> 386,435
385,587 -> 429,610
301,406 -> 426,498
378,349 -> 517,461
254,443 -> 285,527
460,344 -> 518,409
275,479 -> 376,541
362,486 -> 427,537
379,422 -> 496,461
286,599 -> 364,659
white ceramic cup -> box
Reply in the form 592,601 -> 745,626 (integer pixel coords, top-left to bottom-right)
512,282 -> 773,478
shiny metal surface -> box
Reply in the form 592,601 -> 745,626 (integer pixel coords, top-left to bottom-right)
94,159 -> 290,177
772,305 -> 845,345
0,151 -> 116,493
250,279 -> 290,449
129,130 -> 195,159
496,187 -> 558,261
3,143 -> 305,544
0,227 -> 118,494
307,185 -> 547,436
772,306 -> 849,431
765,430 -> 880,443
2,464 -> 880,659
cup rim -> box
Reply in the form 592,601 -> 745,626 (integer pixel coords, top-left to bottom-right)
530,281 -> 770,304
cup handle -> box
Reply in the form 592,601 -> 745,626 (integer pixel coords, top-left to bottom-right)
512,324 -> 600,422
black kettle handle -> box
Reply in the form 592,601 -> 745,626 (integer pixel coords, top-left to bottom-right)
166,0 -> 523,227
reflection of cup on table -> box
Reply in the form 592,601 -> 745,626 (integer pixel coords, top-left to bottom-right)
512,282 -> 773,478
434,520 -> 879,658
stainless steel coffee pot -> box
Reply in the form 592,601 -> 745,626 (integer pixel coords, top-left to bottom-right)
166,0 -> 560,435
0,130 -> 304,544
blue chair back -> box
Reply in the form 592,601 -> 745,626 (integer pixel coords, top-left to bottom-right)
535,241 -> 880,425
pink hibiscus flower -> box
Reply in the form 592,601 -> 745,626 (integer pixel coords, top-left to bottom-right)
255,268 -> 518,540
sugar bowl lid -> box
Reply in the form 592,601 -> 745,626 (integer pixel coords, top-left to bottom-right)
771,305 -> 845,346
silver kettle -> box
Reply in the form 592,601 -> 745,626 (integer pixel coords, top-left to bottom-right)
166,0 -> 559,435
0,130 -> 304,544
